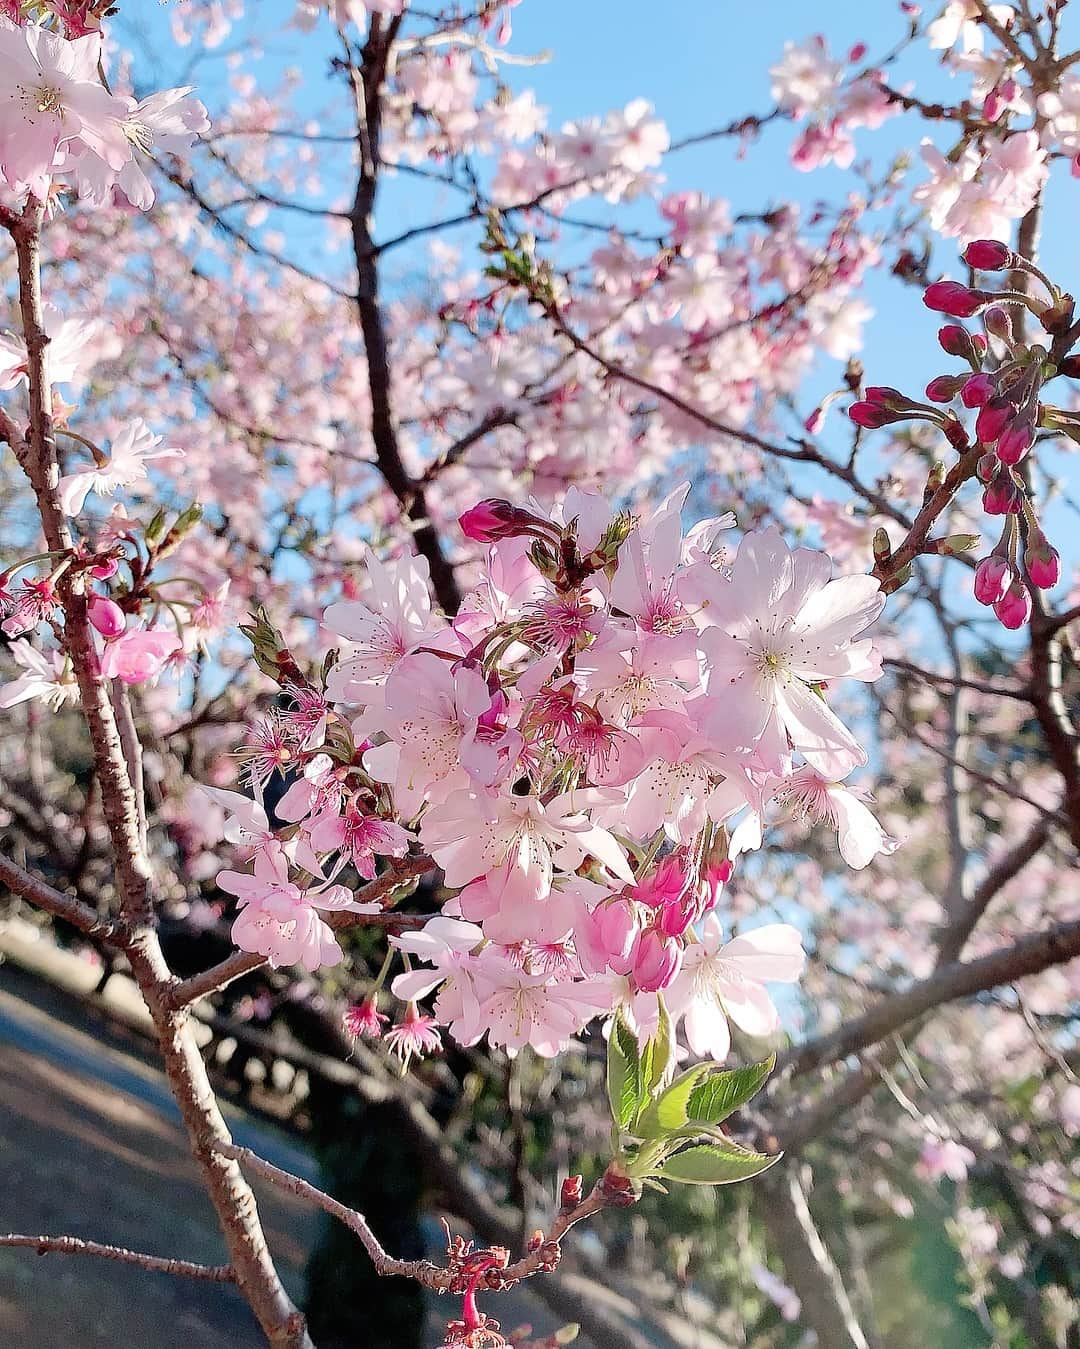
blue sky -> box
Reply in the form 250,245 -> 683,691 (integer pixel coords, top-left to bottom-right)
117,1 -> 1080,596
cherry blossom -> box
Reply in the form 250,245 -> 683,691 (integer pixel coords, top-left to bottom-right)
0,637 -> 77,710
667,917 -> 807,1062
57,418 -> 184,516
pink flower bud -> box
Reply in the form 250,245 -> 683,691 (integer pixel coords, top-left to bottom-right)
864,385 -> 904,407
983,90 -> 1004,123
975,399 -> 1013,444
848,401 -> 892,428
976,452 -> 999,484
993,579 -> 1032,629
937,323 -> 971,357
90,558 -> 119,580
848,42 -> 867,61
995,420 -> 1034,465
972,333 -> 988,356
458,499 -> 548,543
1024,533 -> 1060,589
960,374 -> 995,408
925,374 -> 964,403
87,594 -> 126,638
983,306 -> 1013,342
804,405 -> 824,434
595,897 -> 639,973
630,928 -> 683,993
923,281 -> 987,317
962,239 -> 1014,271
982,470 -> 1022,516
973,554 -> 1011,605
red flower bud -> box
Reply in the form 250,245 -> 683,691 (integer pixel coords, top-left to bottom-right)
995,419 -> 1034,465
962,239 -> 1014,271
976,451 -> 999,484
973,554 -> 1011,606
90,557 -> 119,580
848,401 -> 892,428
924,281 -> 988,317
975,399 -> 1013,444
937,323 -> 972,357
925,374 -> 964,403
87,594 -> 126,638
960,373 -> 995,408
1024,533 -> 1060,589
459,498 -> 547,543
942,415 -> 970,450
983,306 -> 1013,342
982,470 -> 1022,516
993,579 -> 1032,629
559,1175 -> 584,1212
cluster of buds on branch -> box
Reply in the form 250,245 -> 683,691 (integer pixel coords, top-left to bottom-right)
0,496 -> 217,707
851,240 -> 1073,628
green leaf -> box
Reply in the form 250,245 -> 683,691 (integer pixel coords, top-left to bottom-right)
685,1055 -> 775,1127
636,1063 -> 713,1139
657,1140 -> 781,1186
639,996 -> 675,1098
606,1010 -> 643,1130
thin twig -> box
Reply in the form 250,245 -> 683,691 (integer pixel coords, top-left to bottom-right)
0,1234 -> 235,1283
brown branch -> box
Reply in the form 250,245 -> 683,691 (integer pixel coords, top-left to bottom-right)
5,201 -> 313,1349
780,918 -> 1080,1084
872,445 -> 983,592
0,1234 -> 235,1283
758,1169 -> 869,1349
1028,608 -> 1080,850
164,855 -> 437,1009
347,19 -> 461,615
0,851 -> 129,946
218,1144 -> 454,1288
884,656 -> 1031,701
218,1141 -> 611,1290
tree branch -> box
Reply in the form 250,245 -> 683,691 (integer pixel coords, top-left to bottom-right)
0,851 -> 130,946
164,855 -> 436,1009
0,1234 -> 235,1283
780,918 -> 1080,1083
347,19 -> 462,615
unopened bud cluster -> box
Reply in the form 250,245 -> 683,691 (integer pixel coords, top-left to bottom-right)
850,241 -> 1070,627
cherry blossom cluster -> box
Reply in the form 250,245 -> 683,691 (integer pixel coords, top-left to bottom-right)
850,239 -> 1072,628
207,487 -> 896,1066
769,19 -> 1052,244
0,7 -> 208,208
0,479 -> 230,709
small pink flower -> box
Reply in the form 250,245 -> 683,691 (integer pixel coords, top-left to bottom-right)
993,579 -> 1032,629
344,996 -> 389,1040
1,577 -> 58,637
87,594 -> 126,638
385,1003 -> 443,1068
99,627 -> 182,684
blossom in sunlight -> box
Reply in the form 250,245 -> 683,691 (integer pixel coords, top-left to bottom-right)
0,638 -> 77,711
0,22 -> 129,193
384,1002 -> 443,1068
683,525 -> 884,778
0,305 -> 100,390
667,916 -> 806,1061
57,419 -> 183,516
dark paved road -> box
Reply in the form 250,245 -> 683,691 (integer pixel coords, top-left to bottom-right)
0,962 -> 318,1349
